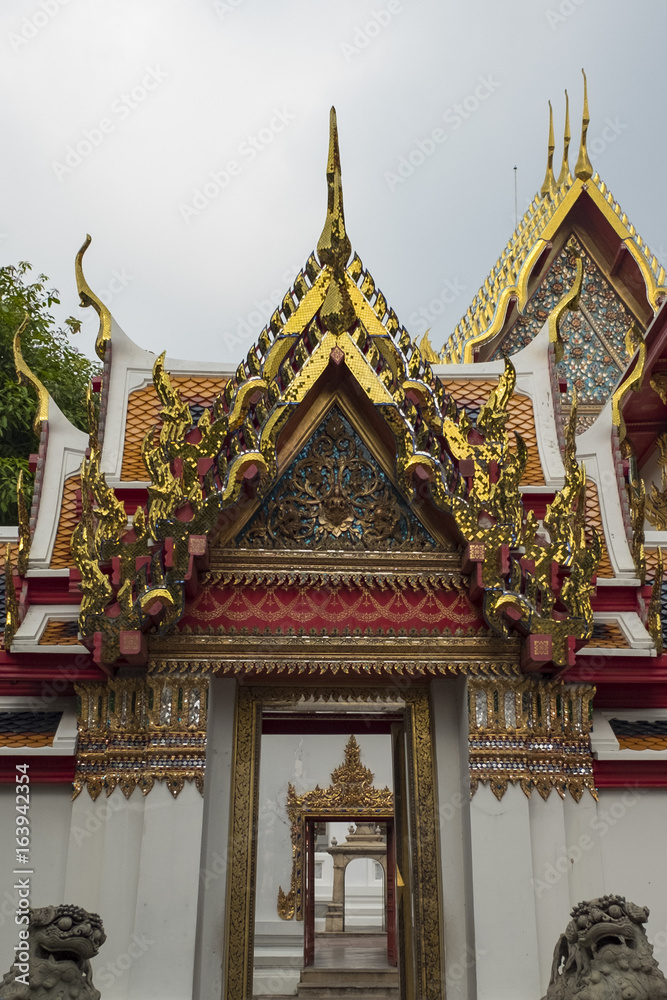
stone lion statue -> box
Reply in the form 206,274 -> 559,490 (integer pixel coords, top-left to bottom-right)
543,895 -> 667,1000
1,904 -> 106,1000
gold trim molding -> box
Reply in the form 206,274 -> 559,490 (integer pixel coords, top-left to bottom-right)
224,685 -> 444,1000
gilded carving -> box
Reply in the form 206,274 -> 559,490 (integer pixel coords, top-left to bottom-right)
468,676 -> 597,801
277,735 -> 394,920
74,671 -> 208,799
237,409 -> 437,551
646,433 -> 667,530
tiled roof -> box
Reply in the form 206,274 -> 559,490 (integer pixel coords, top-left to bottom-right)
589,622 -> 628,648
441,173 -> 667,364
440,379 -> 544,486
0,711 -> 62,748
39,619 -> 80,645
121,376 -> 228,481
584,481 -> 614,578
609,718 -> 667,751
50,475 -> 80,570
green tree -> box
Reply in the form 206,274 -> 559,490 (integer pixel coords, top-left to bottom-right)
0,261 -> 100,524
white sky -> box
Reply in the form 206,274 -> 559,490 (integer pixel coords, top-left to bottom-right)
1,0 -> 666,364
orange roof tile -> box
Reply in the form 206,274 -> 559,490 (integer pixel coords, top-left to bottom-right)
39,619 -> 80,645
589,621 -> 628,648
440,379 -> 544,487
585,481 -> 614,578
0,732 -> 56,748
50,475 -> 80,570
121,376 -> 227,481
617,735 -> 667,751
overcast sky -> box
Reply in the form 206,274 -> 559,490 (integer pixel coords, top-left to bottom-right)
2,0 -> 666,365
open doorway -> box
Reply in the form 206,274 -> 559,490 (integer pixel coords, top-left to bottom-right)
309,819 -> 395,973
226,686 -> 444,1000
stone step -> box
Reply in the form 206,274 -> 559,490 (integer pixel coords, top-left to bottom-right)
296,967 -> 399,999
299,969 -> 398,986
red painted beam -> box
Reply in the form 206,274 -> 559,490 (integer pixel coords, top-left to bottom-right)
0,756 -> 75,783
594,759 -> 667,788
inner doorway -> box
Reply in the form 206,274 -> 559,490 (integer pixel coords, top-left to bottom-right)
305,817 -> 396,969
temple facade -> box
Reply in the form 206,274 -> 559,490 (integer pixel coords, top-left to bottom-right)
2,78 -> 667,1000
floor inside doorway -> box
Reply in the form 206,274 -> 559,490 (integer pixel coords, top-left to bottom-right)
313,932 -> 391,969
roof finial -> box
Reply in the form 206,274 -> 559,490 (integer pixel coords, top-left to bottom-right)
13,313 -> 49,435
557,89 -> 571,187
575,69 -> 593,181
540,101 -> 557,199
75,235 -> 112,360
317,107 -> 351,272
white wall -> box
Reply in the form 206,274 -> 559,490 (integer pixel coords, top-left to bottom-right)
0,783 -> 72,976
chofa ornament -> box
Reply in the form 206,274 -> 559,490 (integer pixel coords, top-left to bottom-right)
544,895 -> 667,1000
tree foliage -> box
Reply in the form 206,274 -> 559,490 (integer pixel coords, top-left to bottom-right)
0,262 -> 100,524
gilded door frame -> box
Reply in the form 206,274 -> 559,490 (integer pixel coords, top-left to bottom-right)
222,684 -> 445,1000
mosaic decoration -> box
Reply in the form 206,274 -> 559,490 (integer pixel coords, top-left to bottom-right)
468,676 -> 597,801
74,671 -> 208,799
494,237 -> 637,427
236,408 -> 437,551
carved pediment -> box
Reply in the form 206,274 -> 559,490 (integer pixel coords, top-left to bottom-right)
233,408 -> 441,553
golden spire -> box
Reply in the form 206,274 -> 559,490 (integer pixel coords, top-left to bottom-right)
13,314 -> 49,434
317,107 -> 352,272
557,89 -> 571,187
575,69 -> 593,181
75,234 -> 112,360
317,107 -> 355,334
540,102 -> 557,199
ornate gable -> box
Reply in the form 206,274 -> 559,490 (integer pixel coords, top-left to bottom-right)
234,408 -> 439,553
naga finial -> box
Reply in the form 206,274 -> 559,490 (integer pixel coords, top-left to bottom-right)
574,69 -> 593,181
557,89 -> 571,187
13,313 -> 49,434
540,101 -> 557,200
75,234 -> 112,360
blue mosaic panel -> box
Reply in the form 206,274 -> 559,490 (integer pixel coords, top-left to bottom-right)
236,408 -> 437,551
494,237 -> 637,409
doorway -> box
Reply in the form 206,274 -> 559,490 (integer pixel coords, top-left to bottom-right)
305,817 -> 396,970
224,686 -> 444,1000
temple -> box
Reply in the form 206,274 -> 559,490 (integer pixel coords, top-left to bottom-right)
2,76 -> 667,1000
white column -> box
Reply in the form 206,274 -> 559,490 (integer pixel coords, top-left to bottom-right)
470,782 -> 541,1000
562,791 -> 605,905
529,791 -> 570,992
127,780 -> 204,1000
192,678 -> 237,1000
430,677 -> 477,1000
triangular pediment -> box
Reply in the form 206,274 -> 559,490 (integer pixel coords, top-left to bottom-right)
232,406 -> 439,553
